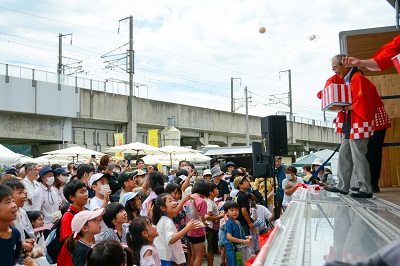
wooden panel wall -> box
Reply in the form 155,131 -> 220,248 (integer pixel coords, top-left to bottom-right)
346,31 -> 400,76
368,74 -> 400,187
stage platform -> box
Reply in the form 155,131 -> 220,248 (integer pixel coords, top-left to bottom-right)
255,187 -> 400,266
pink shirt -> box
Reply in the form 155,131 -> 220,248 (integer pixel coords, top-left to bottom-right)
186,195 -> 207,237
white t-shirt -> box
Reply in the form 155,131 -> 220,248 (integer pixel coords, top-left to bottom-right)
206,198 -> 219,230
32,183 -> 61,225
140,245 -> 161,266
250,204 -> 273,232
154,216 -> 186,264
22,177 -> 39,212
89,196 -> 110,211
282,176 -> 304,204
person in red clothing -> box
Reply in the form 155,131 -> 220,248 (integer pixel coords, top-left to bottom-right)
57,180 -> 88,266
340,35 -> 400,72
319,56 -> 391,194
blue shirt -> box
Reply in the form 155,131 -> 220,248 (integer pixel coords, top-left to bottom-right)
223,218 -> 245,252
0,226 -> 22,266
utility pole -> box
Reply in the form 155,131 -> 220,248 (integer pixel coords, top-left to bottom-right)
279,69 -> 294,143
118,16 -> 135,143
245,86 -> 250,146
230,77 -> 241,112
279,69 -> 293,143
58,33 -> 72,74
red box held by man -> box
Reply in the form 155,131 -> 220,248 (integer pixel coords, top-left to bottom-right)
392,53 -> 400,74
321,83 -> 352,111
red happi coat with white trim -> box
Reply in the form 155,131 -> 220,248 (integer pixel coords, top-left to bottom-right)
322,71 -> 388,139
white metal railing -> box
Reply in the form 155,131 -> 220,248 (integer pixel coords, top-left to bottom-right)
0,62 -> 129,95
1,62 -> 335,128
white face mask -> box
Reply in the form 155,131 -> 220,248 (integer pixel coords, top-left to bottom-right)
114,170 -> 121,174
99,184 -> 110,195
58,175 -> 69,183
314,166 -> 320,172
46,176 -> 55,186
286,174 -> 292,180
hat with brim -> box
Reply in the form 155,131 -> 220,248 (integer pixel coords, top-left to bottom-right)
71,208 -> 105,238
89,173 -> 104,187
230,169 -> 244,182
211,166 -> 224,178
311,158 -> 324,168
233,175 -> 247,190
54,167 -> 70,176
202,169 -> 212,176
226,161 -> 236,167
117,172 -> 134,187
133,169 -> 146,177
38,166 -> 54,178
121,191 -> 145,206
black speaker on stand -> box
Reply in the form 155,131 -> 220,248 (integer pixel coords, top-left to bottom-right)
253,115 -> 288,220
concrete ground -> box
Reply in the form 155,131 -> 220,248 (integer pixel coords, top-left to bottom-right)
201,254 -> 222,266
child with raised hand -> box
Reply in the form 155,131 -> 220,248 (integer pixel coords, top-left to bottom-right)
223,200 -> 252,266
89,173 -> 111,211
153,193 -> 202,266
126,216 -> 161,266
66,208 -> 105,266
86,238 -> 134,266
165,183 -> 192,261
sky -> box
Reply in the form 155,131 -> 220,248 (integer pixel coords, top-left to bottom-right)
0,0 -> 396,122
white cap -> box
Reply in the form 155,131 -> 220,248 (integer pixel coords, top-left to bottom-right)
202,169 -> 212,176
89,173 -> 104,187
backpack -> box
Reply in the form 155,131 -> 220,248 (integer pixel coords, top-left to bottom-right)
45,209 -> 77,264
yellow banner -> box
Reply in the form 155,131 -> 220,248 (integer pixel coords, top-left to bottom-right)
148,130 -> 159,148
114,133 -> 125,159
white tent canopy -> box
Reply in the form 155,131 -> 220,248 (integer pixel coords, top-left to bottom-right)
0,144 -> 21,165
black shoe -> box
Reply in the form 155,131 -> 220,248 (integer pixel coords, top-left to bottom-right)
324,186 -> 348,195
372,185 -> 380,193
350,187 -> 360,192
350,191 -> 373,198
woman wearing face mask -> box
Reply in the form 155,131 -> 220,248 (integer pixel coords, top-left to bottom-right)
99,155 -> 121,195
32,166 -> 61,238
53,167 -> 70,205
281,165 -> 304,209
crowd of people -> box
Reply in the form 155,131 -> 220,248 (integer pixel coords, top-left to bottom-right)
0,147 -> 390,266
0,155 -> 293,266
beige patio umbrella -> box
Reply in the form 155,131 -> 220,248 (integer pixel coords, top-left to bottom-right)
43,146 -> 104,162
158,145 -> 202,166
104,142 -> 163,159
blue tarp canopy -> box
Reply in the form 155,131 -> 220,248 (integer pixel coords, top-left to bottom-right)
293,153 -> 331,167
